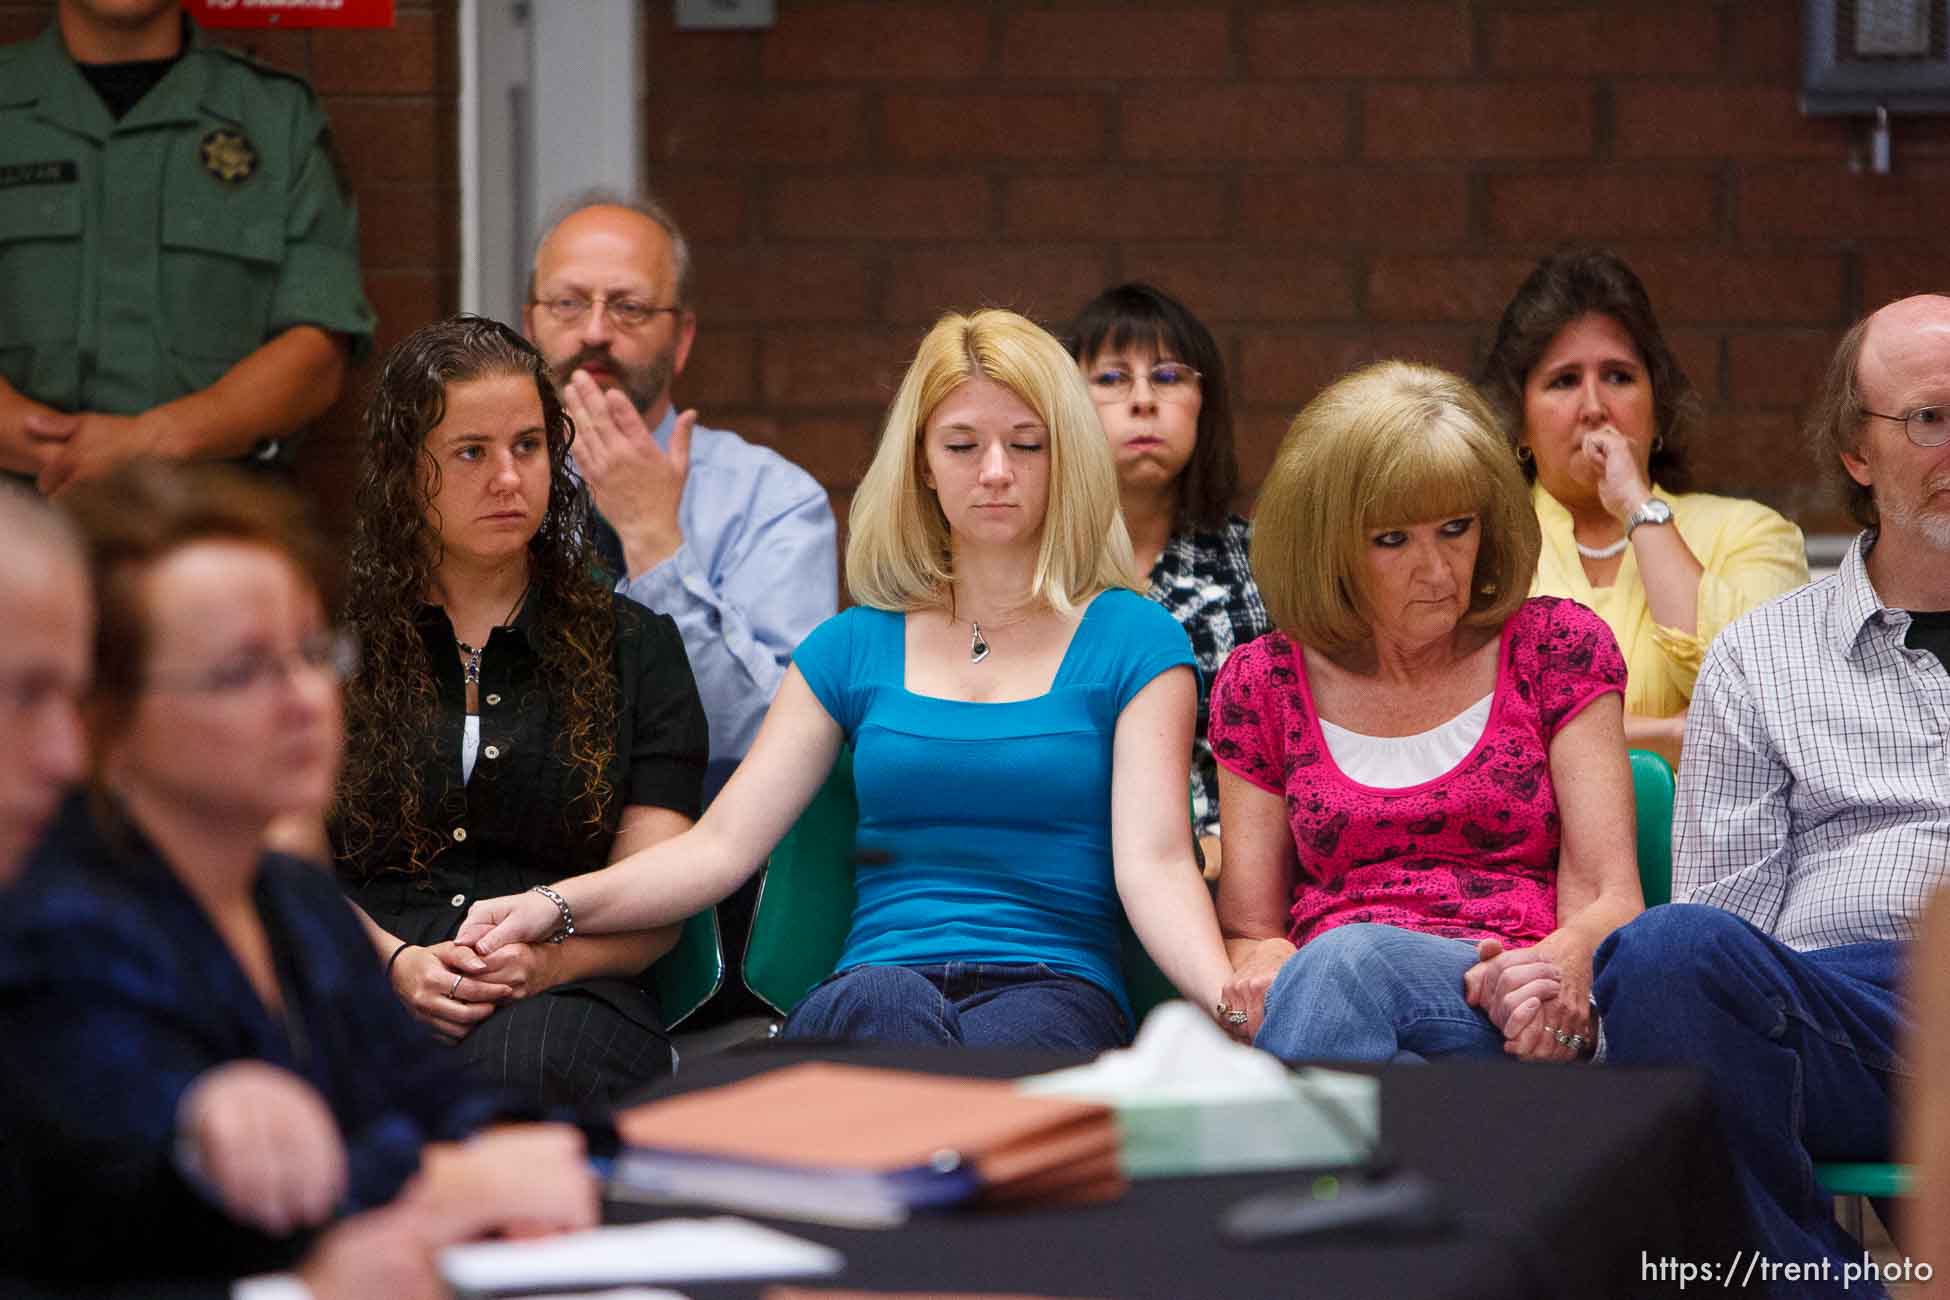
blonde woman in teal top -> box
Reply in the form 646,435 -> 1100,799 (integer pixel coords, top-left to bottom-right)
461,309 -> 1243,1048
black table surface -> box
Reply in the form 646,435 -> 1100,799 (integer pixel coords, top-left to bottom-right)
586,1043 -> 1742,1300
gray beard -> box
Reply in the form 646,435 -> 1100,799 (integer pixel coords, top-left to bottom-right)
1877,476 -> 1950,553
618,349 -> 675,417
554,344 -> 676,420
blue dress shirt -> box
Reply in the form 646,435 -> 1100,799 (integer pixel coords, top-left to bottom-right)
612,408 -> 838,765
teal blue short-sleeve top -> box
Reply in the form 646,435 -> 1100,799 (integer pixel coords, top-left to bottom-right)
790,588 -> 1195,1018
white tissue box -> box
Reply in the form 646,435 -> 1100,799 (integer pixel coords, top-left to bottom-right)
1016,1002 -> 1381,1179
1105,1069 -> 1378,1178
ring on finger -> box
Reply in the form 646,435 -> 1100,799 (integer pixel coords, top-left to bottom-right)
1224,1009 -> 1249,1026
450,973 -> 464,1000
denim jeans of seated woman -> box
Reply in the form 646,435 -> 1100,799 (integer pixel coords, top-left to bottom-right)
781,962 -> 1130,1052
1252,923 -> 1507,1064
1593,904 -> 1905,1300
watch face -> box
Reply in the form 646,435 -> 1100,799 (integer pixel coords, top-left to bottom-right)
1631,500 -> 1674,532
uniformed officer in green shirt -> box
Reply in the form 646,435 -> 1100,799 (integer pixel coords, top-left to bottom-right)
0,0 -> 375,494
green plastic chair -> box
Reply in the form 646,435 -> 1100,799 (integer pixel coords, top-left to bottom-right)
1628,748 -> 1675,908
1816,1163 -> 1911,1199
743,746 -> 1181,1023
743,747 -> 859,1017
650,908 -> 724,1030
1818,1161 -> 1911,1244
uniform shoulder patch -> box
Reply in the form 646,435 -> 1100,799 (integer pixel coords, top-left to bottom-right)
200,127 -> 258,184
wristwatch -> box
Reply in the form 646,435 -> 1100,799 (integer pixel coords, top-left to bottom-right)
1625,498 -> 1674,538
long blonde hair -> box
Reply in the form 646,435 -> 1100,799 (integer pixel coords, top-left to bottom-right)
846,308 -> 1139,612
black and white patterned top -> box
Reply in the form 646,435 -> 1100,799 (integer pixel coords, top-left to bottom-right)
1145,514 -> 1270,840
1676,529 -> 1950,950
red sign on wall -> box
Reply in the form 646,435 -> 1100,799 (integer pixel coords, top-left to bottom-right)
189,0 -> 396,29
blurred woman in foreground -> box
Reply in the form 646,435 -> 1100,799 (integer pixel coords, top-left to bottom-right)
0,463 -> 594,1284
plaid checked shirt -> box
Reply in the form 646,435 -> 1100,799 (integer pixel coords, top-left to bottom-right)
1675,530 -> 1950,950
1145,515 -> 1269,840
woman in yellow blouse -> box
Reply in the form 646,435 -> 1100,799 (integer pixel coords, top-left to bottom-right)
1479,248 -> 1808,765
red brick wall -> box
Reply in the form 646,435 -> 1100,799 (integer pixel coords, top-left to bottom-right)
0,1 -> 458,534
646,1 -> 1950,535
14,3 -> 1950,539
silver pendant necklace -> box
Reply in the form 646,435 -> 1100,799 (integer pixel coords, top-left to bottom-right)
454,586 -> 530,685
969,621 -> 990,664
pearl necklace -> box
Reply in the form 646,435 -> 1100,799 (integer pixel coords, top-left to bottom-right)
1575,536 -> 1629,561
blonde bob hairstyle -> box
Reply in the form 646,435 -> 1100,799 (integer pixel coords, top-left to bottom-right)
846,308 -> 1139,613
1252,360 -> 1539,656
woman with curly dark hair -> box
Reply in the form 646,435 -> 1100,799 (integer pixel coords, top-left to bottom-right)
332,315 -> 707,1106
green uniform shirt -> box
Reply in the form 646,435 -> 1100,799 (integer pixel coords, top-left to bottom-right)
0,19 -> 374,423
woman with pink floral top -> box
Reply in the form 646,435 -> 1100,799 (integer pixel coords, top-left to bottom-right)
1212,362 -> 1643,1065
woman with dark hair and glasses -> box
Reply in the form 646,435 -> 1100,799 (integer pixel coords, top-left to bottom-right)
332,315 -> 707,1107
1478,248 -> 1807,765
1066,284 -> 1268,878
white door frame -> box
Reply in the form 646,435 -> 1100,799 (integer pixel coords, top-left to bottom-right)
458,0 -> 643,326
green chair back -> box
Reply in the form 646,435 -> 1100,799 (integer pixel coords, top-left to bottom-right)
1815,1162 -> 1911,1199
650,908 -> 724,1030
1121,925 -> 1178,1022
744,746 -> 859,1017
742,745 -> 1184,1023
1629,748 -> 1675,908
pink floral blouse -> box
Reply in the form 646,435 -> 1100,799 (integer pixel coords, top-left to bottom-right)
1210,597 -> 1626,951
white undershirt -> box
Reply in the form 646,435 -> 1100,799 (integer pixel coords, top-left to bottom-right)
1318,693 -> 1494,787
461,713 -> 481,784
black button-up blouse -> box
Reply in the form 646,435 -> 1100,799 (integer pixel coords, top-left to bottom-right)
336,592 -> 707,1029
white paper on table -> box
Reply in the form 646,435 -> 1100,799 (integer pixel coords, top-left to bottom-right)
440,1216 -> 843,1292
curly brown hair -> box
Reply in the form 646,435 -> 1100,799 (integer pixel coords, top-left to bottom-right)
333,314 -> 618,879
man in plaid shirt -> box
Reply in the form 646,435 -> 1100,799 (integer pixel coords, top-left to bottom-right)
1590,295 -> 1950,1294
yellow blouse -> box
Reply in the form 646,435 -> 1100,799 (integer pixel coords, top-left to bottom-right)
1529,484 -> 1810,719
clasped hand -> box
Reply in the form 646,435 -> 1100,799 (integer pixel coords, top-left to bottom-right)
391,937 -> 562,1042
1462,935 -> 1595,1063
1216,937 -> 1297,1042
456,889 -> 562,957
10,402 -> 173,495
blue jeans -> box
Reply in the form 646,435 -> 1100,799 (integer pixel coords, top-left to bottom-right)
1252,923 -> 1506,1064
1593,905 -> 1906,1298
780,962 -> 1129,1052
